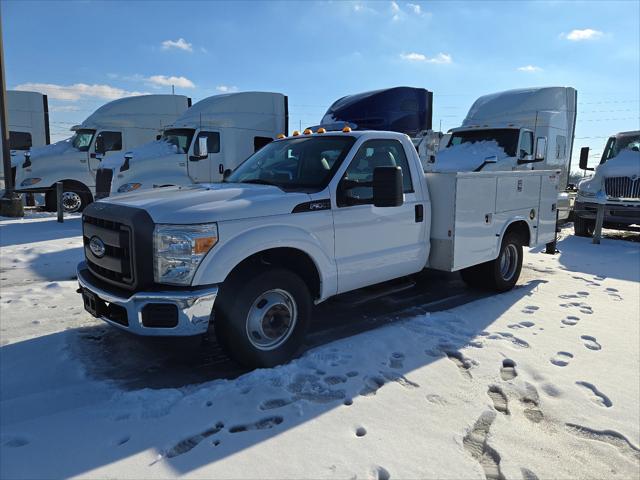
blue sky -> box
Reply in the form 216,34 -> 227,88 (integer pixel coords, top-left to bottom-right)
3,0 -> 639,168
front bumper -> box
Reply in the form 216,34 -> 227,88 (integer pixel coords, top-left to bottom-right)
77,262 -> 218,336
574,200 -> 640,226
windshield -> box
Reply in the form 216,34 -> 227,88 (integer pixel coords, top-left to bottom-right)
71,129 -> 96,152
226,136 -> 356,191
448,128 -> 519,157
601,133 -> 640,163
162,128 -> 195,154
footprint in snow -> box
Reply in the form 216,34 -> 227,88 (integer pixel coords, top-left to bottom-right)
487,385 -> 509,415
508,321 -> 535,330
561,316 -> 580,326
521,383 -> 544,423
522,305 -> 539,314
580,335 -> 602,351
559,301 -> 593,315
500,359 -> 517,381
550,351 -> 573,367
605,288 -> 623,301
388,352 -> 404,369
368,466 -> 391,480
355,426 -> 367,437
575,381 -> 612,407
229,416 -> 283,433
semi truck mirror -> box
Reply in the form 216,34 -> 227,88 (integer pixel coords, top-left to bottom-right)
95,136 -> 106,155
196,136 -> 208,158
579,146 -> 593,171
373,166 -> 403,208
534,137 -> 547,161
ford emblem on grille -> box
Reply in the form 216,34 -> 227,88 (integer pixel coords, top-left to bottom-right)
89,236 -> 106,258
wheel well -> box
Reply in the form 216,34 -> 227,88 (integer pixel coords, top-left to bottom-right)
53,180 -> 92,197
225,248 -> 321,299
504,220 -> 531,246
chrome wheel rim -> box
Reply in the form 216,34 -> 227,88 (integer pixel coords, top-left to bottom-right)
62,191 -> 82,213
499,244 -> 518,281
246,289 -> 297,351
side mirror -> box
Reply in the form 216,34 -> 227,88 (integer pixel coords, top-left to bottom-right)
579,146 -> 593,171
223,168 -> 232,180
534,137 -> 547,161
156,134 -> 162,141
120,153 -> 133,172
373,166 -> 403,208
195,136 -> 208,158
95,136 -> 105,155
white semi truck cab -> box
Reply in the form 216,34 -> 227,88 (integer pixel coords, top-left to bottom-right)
0,90 -> 50,190
97,92 -> 288,198
15,94 -> 190,212
431,87 -> 577,222
573,130 -> 640,236
77,128 -> 559,368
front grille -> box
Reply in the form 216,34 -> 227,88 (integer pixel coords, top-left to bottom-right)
604,176 -> 640,199
82,203 -> 155,291
95,168 -> 114,199
83,214 -> 134,286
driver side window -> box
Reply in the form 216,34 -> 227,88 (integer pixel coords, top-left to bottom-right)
338,139 -> 413,207
520,131 -> 533,157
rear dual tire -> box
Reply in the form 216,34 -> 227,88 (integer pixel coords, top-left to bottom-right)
461,233 -> 523,292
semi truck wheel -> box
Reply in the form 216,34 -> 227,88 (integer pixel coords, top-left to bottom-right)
45,185 -> 92,213
573,216 -> 595,237
215,267 -> 311,368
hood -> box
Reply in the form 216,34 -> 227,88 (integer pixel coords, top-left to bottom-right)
28,138 -> 85,164
102,183 -> 311,224
100,139 -> 181,170
431,140 -> 511,172
597,149 -> 640,178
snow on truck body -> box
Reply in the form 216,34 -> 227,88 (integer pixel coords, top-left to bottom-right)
77,129 -> 560,367
574,130 -> 640,235
15,94 -> 190,213
99,92 -> 288,198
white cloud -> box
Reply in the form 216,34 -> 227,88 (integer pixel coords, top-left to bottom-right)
161,38 -> 193,52
517,65 -> 542,72
390,1 -> 400,12
407,3 -> 422,15
216,85 -> 238,93
13,82 -> 147,101
147,75 -> 195,88
563,28 -> 603,41
400,52 -> 452,64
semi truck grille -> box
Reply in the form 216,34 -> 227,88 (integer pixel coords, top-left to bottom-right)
81,203 -> 155,291
604,176 -> 640,200
95,168 -> 114,199
83,214 -> 134,286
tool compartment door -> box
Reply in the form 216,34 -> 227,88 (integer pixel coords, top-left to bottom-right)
537,171 -> 560,244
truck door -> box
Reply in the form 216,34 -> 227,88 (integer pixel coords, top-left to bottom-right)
333,139 -> 426,293
188,131 -> 221,183
90,131 -> 122,175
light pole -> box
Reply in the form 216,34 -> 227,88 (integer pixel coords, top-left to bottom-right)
0,6 -> 23,217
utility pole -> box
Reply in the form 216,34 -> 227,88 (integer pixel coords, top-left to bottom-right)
0,6 -> 23,217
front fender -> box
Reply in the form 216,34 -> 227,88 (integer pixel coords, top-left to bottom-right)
192,219 -> 337,301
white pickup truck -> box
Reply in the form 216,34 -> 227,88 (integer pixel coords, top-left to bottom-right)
77,128 -> 559,367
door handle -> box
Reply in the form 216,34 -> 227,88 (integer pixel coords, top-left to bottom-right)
219,163 -> 224,174
415,204 -> 424,222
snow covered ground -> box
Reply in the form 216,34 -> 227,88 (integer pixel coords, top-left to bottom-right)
1,213 -> 639,480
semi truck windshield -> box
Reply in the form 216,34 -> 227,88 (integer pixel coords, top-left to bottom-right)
162,129 -> 195,154
601,133 -> 640,163
448,128 -> 519,157
71,129 -> 96,152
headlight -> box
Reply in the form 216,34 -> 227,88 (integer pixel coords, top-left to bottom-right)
20,177 -> 41,186
117,183 -> 142,193
153,223 -> 218,285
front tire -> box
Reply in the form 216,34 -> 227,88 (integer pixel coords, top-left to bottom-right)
45,185 -> 92,213
574,216 -> 594,237
215,267 -> 311,368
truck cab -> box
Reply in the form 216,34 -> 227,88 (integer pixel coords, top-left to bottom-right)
15,94 -> 190,212
574,130 -> 640,236
100,92 -> 288,198
0,90 -> 50,191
